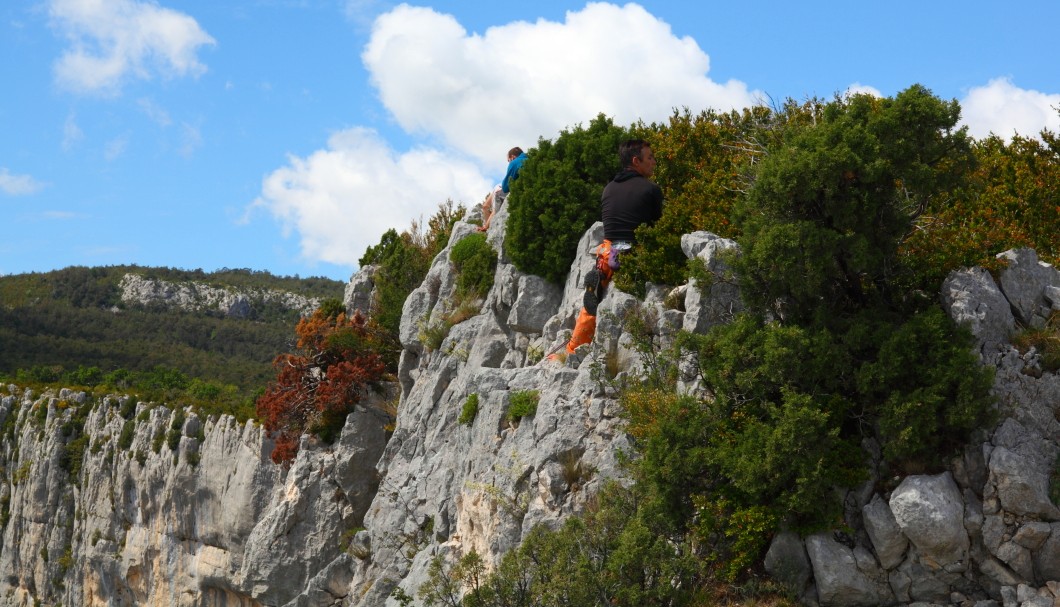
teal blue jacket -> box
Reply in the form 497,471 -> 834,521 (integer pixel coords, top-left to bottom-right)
501,152 -> 528,193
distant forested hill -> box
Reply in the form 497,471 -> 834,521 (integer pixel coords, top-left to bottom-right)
0,265 -> 345,414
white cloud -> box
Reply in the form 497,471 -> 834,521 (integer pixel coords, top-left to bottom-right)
844,83 -> 882,98
251,127 -> 491,268
258,2 -> 760,272
960,78 -> 1060,140
0,169 -> 46,196
362,2 -> 760,169
48,0 -> 215,95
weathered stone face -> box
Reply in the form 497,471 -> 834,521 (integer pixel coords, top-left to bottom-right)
120,273 -> 320,318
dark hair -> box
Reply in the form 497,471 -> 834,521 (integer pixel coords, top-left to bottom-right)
618,140 -> 649,169
508,147 -> 523,158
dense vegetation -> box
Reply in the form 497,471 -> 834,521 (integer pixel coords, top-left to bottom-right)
0,265 -> 344,418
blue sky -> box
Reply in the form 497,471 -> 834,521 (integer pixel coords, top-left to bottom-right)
2,1 -> 1058,283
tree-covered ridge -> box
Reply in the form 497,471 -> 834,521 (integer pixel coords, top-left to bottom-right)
0,265 -> 346,418
0,264 -> 343,310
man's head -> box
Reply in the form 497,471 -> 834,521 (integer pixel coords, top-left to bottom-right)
618,139 -> 656,178
507,146 -> 523,161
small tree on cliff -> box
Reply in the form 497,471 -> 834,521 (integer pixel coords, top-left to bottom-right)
256,300 -> 386,464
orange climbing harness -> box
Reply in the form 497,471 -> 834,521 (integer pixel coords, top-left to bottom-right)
564,239 -> 630,353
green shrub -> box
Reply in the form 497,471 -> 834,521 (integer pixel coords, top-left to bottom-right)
361,228 -> 430,343
317,297 -> 346,320
507,390 -> 539,422
858,307 -> 997,464
167,407 -> 186,452
360,201 -> 466,362
506,114 -> 628,284
459,393 -> 479,426
449,482 -> 712,607
117,419 -> 136,450
449,233 -> 497,298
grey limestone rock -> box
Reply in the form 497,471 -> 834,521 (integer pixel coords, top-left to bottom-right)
863,494 -> 909,569
344,264 -> 378,317
889,473 -> 969,570
941,266 -> 1015,358
680,231 -> 742,334
765,531 -> 812,594
120,272 -> 319,317
806,533 -> 894,607
996,248 -> 1060,328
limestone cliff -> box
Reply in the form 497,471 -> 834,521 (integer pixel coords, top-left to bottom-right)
0,199 -> 1058,606
119,273 -> 320,318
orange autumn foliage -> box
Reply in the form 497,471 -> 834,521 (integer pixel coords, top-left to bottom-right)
256,309 -> 386,464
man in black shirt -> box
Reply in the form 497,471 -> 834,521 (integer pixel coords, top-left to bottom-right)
554,139 -> 663,358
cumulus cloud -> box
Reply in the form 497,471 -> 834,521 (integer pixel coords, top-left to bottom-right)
844,83 -> 882,98
48,0 -> 215,94
363,2 -> 760,169
258,2 -> 761,272
0,169 -> 46,196
251,127 -> 491,267
960,78 -> 1060,140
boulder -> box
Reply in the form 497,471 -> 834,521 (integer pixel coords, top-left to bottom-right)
344,264 -> 377,317
680,231 -> 742,334
940,266 -> 1015,357
764,531 -> 812,593
862,494 -> 909,569
996,248 -> 1060,328
889,473 -> 969,569
806,533 -> 894,606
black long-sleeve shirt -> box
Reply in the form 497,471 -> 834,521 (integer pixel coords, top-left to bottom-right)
601,170 -> 663,243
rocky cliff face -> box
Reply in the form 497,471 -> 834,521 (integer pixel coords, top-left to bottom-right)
1,201 -> 1058,607
119,273 -> 320,318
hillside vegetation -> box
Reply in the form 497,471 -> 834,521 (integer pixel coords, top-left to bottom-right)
0,265 -> 344,418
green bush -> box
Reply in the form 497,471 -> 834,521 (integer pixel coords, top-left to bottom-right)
117,419 -> 136,450
459,393 -> 479,425
449,233 -> 497,298
360,228 -> 431,344
614,87 -> 997,585
359,201 -> 466,369
507,390 -> 539,422
615,108 -> 753,295
505,114 -> 628,284
443,482 -> 712,607
167,407 -> 186,452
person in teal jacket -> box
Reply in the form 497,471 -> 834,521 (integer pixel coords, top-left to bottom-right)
480,147 -> 527,231
501,147 -> 527,194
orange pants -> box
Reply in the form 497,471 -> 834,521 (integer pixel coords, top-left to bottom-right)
565,241 -> 617,353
